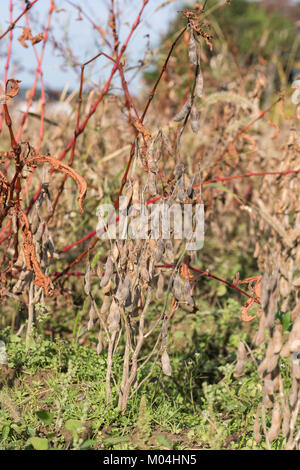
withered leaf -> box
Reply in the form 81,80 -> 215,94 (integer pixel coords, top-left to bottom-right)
5,79 -> 21,102
25,155 -> 87,214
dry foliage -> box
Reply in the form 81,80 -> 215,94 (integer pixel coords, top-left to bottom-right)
0,0 -> 300,446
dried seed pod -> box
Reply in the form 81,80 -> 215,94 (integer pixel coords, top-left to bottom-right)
281,316 -> 300,356
119,185 -> 133,213
289,377 -> 299,407
292,276 -> 300,287
84,262 -> 91,296
102,278 -> 112,294
282,403 -> 291,437
164,239 -> 174,264
177,176 -> 186,202
161,130 -> 173,155
87,303 -> 96,331
156,271 -> 164,299
234,341 -> 247,377
97,329 -> 103,354
140,259 -> 150,282
107,301 -> 120,333
101,295 -> 111,315
253,404 -> 262,443
111,243 -> 120,263
131,180 -> 141,217
148,171 -> 157,196
119,243 -> 128,267
267,354 -> 279,374
190,103 -> 200,134
155,240 -> 165,263
292,360 -> 300,380
280,277 -> 290,298
173,98 -> 191,122
255,312 -> 266,346
290,340 -> 300,353
116,274 -> 131,303
263,393 -> 274,409
263,377 -> 274,396
271,366 -> 280,392
174,163 -> 185,179
267,401 -> 281,441
273,327 -> 282,354
148,159 -> 158,174
188,30 -> 198,65
196,70 -> 204,98
172,274 -> 182,300
184,279 -> 194,306
161,350 -> 172,376
101,256 -> 114,288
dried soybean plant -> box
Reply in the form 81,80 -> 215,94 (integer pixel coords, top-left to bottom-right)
231,119 -> 300,448
2,0 -> 300,433
0,77 -> 87,346
78,4 -> 214,412
0,0 -> 150,341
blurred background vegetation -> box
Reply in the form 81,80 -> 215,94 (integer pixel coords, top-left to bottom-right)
144,0 -> 300,90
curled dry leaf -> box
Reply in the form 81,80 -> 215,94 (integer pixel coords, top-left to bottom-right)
25,155 -> 87,214
5,79 -> 21,102
18,27 -> 44,48
133,120 -> 152,140
236,275 -> 262,322
17,210 -> 53,296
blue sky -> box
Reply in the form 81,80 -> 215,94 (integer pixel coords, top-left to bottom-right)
0,0 -> 186,93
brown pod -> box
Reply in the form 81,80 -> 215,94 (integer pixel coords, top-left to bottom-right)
196,70 -> 204,98
282,403 -> 291,437
184,280 -> 194,306
263,377 -> 274,396
172,274 -> 182,300
190,104 -> 200,134
267,354 -> 279,374
255,312 -> 266,346
263,392 -> 274,409
273,327 -> 282,354
267,401 -> 281,441
289,377 -> 299,407
100,295 -> 111,315
101,256 -> 114,288
87,303 -> 96,331
253,404 -> 262,443
234,341 -> 247,377
107,301 -> 120,334
161,350 -> 172,376
188,30 -> 198,65
173,98 -> 191,122
156,271 -> 164,299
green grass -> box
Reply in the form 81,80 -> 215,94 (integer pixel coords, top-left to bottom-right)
0,294 -> 289,451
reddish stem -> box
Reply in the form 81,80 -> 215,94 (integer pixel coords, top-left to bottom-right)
0,0 -> 13,132
0,0 -> 39,41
